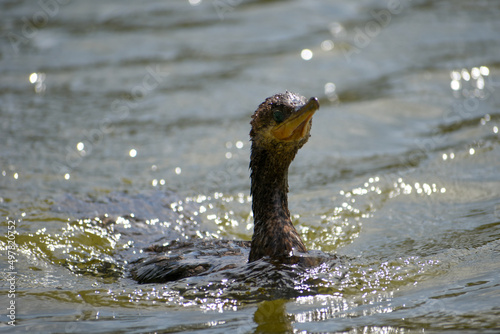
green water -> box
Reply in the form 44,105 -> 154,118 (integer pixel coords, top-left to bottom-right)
1,0 -> 500,332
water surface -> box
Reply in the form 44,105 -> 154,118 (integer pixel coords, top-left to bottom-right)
1,0 -> 500,333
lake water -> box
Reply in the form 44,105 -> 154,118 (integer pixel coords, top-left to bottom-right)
1,0 -> 500,333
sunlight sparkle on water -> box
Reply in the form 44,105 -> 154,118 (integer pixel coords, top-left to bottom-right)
301,49 -> 313,61
480,65 -> 490,76
324,82 -> 336,95
391,178 -> 446,198
450,80 -> 461,91
471,67 -> 481,80
151,179 -> 166,187
450,70 -> 460,81
450,65 -> 490,95
321,40 -> 334,51
461,69 -> 470,81
329,22 -> 344,35
28,72 -> 46,93
476,76 -> 485,89
29,72 -> 38,83
480,114 -> 490,125
324,82 -> 339,102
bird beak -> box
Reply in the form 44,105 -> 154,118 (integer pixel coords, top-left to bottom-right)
271,97 -> 319,141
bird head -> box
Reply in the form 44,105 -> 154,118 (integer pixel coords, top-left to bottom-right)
250,91 -> 319,152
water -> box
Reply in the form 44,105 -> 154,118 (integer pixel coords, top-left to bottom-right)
1,0 -> 500,332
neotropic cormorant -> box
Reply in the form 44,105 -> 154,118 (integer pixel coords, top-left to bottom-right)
131,92 -> 320,283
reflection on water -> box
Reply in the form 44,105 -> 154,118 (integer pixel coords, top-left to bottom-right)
450,66 -> 490,96
1,0 -> 500,332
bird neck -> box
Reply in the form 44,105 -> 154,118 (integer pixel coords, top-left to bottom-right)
248,144 -> 307,262
250,147 -> 292,222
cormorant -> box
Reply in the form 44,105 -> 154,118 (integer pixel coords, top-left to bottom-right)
131,92 -> 320,283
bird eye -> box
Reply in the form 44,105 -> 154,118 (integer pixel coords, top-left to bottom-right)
273,111 -> 285,123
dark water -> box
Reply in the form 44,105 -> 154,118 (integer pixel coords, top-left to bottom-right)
1,0 -> 500,332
